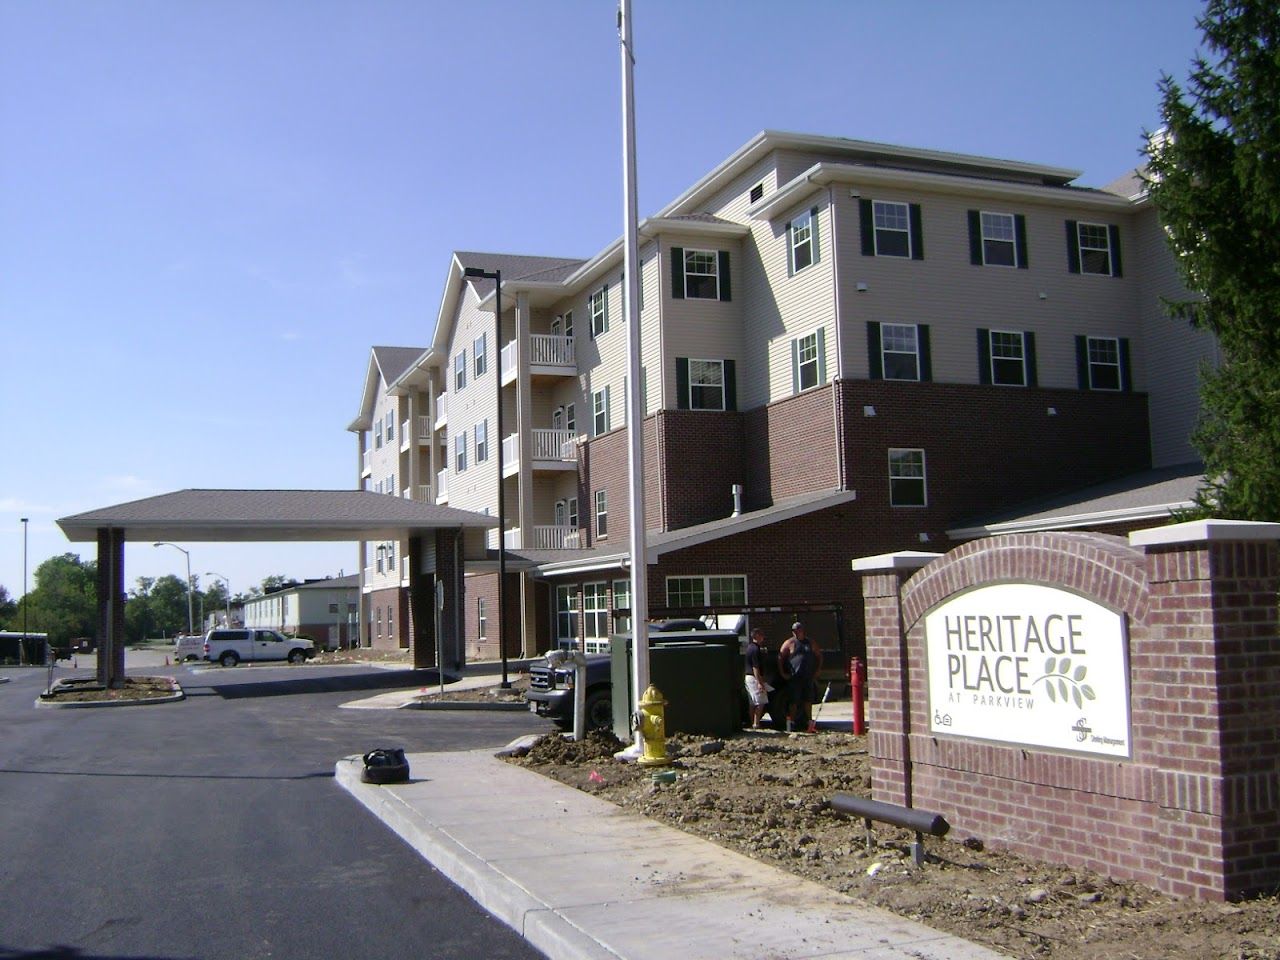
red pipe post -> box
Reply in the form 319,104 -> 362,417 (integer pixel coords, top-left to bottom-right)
851,656 -> 867,734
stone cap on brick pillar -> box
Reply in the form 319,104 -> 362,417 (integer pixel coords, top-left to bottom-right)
1129,518 -> 1280,548
850,551 -> 942,573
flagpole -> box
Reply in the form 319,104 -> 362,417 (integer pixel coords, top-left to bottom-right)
618,0 -> 649,757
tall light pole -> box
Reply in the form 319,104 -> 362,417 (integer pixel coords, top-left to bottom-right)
153,542 -> 194,636
462,265 -> 509,688
20,517 -> 28,666
206,571 -> 231,627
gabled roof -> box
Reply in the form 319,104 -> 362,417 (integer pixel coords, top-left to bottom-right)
347,345 -> 428,431
947,463 -> 1204,539
58,489 -> 498,543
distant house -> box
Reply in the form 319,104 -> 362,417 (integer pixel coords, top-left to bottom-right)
240,575 -> 359,650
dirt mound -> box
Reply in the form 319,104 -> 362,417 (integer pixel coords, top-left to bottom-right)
509,731 -> 1280,960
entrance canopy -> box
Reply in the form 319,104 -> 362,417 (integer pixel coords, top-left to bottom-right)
57,488 -> 498,542
57,489 -> 498,686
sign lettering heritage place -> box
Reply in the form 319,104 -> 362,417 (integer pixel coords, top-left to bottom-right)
923,583 -> 1130,757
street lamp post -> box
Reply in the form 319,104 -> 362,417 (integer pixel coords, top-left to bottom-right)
153,542 -> 194,636
206,572 -> 231,627
20,518 -> 28,666
462,266 -> 509,688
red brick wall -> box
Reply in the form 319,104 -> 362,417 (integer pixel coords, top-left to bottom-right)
578,416 -> 662,544
463,571 -> 522,663
862,529 -> 1280,900
367,586 -> 408,651
654,409 -> 745,529
742,386 -> 840,509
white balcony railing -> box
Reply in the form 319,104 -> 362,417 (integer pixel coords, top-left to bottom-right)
400,484 -> 434,502
361,450 -> 371,475
532,428 -> 576,461
502,432 -> 518,466
530,525 -> 578,550
529,333 -> 575,366
417,414 -> 431,440
434,392 -> 448,426
500,340 -> 516,380
435,468 -> 448,502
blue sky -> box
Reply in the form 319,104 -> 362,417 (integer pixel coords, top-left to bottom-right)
0,0 -> 1206,610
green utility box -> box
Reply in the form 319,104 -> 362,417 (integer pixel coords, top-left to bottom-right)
610,630 -> 744,739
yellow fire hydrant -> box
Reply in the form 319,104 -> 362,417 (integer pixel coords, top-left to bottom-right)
635,683 -> 670,767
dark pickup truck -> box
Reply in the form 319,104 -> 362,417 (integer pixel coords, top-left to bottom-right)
524,620 -> 733,731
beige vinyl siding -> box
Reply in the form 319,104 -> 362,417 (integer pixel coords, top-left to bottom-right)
1131,205 -> 1215,466
698,154 -> 778,222
660,237 -> 744,407
445,289 -> 503,513
833,188 -> 1141,390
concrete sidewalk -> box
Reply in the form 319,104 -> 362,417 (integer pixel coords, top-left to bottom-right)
336,749 -> 1007,960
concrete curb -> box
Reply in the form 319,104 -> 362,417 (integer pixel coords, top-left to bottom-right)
35,677 -> 185,709
407,699 -> 529,712
335,756 -> 618,960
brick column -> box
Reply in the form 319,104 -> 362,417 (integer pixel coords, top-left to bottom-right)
1131,519 -> 1280,899
95,527 -> 125,688
851,551 -> 940,807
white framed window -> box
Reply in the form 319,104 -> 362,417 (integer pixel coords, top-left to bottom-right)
387,605 -> 394,642
476,597 -> 487,639
589,286 -> 608,336
1087,336 -> 1122,391
567,496 -> 578,529
989,330 -> 1027,386
793,330 -> 825,392
455,433 -> 467,472
374,419 -> 383,450
1077,222 -> 1114,275
454,350 -> 467,391
683,249 -> 719,299
591,386 -> 610,436
881,323 -> 920,381
873,200 -> 912,258
790,208 -> 815,272
665,575 -> 747,610
565,402 -> 576,434
474,419 -> 488,462
980,211 -> 1017,267
688,359 -> 725,410
564,310 -> 574,339
385,409 -> 395,443
889,448 -> 927,507
375,609 -> 382,639
612,578 -> 631,633
583,582 -> 609,653
554,585 -> 577,649
473,333 -> 487,377
386,474 -> 396,496
594,489 -> 608,539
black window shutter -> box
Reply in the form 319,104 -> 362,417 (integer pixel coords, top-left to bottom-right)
1108,225 -> 1123,277
671,247 -> 685,299
967,210 -> 983,265
724,359 -> 737,411
1119,338 -> 1132,391
1015,214 -> 1029,269
909,203 -> 924,260
718,250 -> 731,301
1024,332 -> 1038,387
810,206 -> 821,265
859,199 -> 875,256
785,221 -> 794,276
867,322 -> 883,379
1066,221 -> 1081,274
676,357 -> 690,409
977,329 -> 992,384
919,324 -> 933,382
1075,335 -> 1090,389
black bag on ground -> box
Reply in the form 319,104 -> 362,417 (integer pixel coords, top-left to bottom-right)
362,747 -> 410,784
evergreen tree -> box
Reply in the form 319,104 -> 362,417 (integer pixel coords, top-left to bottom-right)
1145,0 -> 1280,519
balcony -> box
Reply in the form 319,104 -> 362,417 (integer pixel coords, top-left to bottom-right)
500,334 -> 577,385
361,450 -> 371,477
434,393 -> 448,428
435,468 -> 448,503
401,484 -> 434,503
501,429 -> 577,477
499,525 -> 579,550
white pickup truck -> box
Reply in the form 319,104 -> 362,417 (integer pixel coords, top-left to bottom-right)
202,628 -> 314,667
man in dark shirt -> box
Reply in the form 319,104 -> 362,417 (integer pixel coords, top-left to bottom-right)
744,628 -> 771,729
778,622 -> 822,732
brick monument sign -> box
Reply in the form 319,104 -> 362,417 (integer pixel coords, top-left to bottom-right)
853,520 -> 1280,900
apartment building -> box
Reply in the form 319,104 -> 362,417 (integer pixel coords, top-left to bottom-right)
240,574 -> 359,648
349,131 -> 1212,664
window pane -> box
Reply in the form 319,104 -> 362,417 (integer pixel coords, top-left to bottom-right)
707,576 -> 746,606
791,212 -> 813,271
990,331 -> 1026,386
684,250 -> 719,299
1078,223 -> 1112,275
1089,337 -> 1121,390
873,201 -> 910,258
889,449 -> 926,506
666,577 -> 703,609
689,359 -> 725,410
881,323 -> 919,381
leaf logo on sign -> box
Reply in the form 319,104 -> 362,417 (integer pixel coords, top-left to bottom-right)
1034,658 -> 1097,709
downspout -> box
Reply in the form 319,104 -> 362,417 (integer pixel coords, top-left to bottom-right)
453,527 -> 463,671
825,181 -> 848,489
